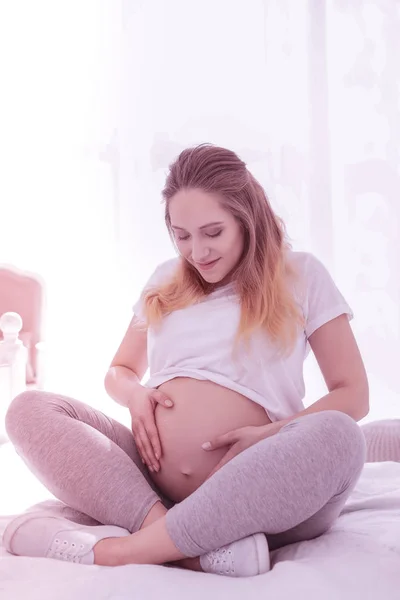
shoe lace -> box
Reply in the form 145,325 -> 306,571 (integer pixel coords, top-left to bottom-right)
47,538 -> 88,564
206,547 -> 235,575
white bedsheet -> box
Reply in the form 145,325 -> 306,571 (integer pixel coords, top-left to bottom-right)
1,459 -> 400,599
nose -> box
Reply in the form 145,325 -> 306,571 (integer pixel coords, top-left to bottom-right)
191,238 -> 211,263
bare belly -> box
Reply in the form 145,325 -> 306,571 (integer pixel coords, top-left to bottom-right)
149,377 -> 272,503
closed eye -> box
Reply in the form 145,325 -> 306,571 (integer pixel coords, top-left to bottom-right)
177,230 -> 222,241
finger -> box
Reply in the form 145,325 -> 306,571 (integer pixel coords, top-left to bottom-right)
146,423 -> 162,461
141,408 -> 162,465
202,430 -> 236,450
133,418 -> 159,470
134,436 -> 150,468
132,421 -> 154,469
151,390 -> 174,408
139,422 -> 159,470
133,432 -> 151,468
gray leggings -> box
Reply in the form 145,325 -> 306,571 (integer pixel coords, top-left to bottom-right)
5,391 -> 366,557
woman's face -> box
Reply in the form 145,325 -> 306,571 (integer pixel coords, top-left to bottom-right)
168,188 -> 244,284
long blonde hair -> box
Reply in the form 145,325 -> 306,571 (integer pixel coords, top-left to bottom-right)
142,143 -> 304,355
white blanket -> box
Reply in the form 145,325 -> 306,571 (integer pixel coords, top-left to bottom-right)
1,459 -> 400,600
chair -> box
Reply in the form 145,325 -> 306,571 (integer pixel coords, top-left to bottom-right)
0,264 -> 45,385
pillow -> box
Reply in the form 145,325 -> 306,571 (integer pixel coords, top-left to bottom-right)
361,420 -> 400,462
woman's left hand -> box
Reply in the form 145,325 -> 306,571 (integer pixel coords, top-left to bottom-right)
202,422 -> 281,480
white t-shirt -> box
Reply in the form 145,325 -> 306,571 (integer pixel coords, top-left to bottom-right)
132,251 -> 353,422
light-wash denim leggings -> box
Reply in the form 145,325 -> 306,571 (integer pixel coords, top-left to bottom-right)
5,390 -> 366,557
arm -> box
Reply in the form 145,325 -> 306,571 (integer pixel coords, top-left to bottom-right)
107,259 -> 168,407
266,314 -> 369,434
104,315 -> 148,407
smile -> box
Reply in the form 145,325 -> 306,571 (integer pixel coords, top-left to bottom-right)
196,258 -> 221,271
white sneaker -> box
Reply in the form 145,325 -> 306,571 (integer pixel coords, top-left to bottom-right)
3,511 -> 130,564
200,532 -> 270,577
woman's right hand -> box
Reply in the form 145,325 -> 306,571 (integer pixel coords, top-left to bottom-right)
128,385 -> 174,472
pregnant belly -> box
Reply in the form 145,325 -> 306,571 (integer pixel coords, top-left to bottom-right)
149,377 -> 272,503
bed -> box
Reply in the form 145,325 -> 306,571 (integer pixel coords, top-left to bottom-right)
1,455 -> 400,599
1,312 -> 400,599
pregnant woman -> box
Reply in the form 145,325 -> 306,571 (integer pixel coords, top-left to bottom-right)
4,144 -> 369,577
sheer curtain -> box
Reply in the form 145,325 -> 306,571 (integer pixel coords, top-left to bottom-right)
118,0 -> 399,422
1,1 -> 397,421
